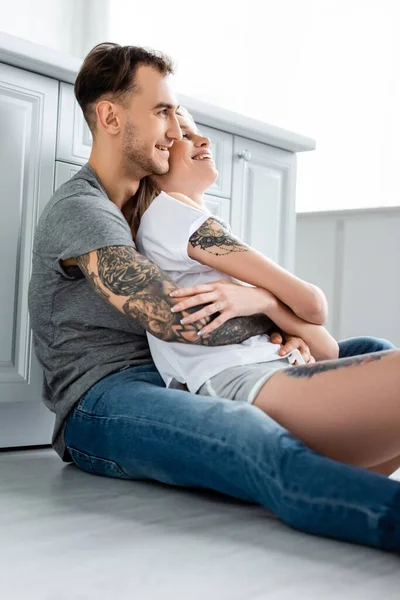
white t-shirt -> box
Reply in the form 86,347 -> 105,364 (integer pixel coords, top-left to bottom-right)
136,192 -> 299,393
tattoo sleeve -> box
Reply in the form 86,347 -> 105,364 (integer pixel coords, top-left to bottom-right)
76,246 -> 273,345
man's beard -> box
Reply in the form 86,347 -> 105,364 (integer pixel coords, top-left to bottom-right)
121,120 -> 169,177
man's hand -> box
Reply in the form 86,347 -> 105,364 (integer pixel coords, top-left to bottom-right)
269,331 -> 316,364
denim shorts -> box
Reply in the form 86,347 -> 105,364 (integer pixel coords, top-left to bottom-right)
197,349 -> 304,404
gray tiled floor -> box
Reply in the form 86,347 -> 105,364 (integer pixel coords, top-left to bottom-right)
1,448 -> 399,600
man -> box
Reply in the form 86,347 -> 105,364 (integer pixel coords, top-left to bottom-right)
28,42 -> 399,551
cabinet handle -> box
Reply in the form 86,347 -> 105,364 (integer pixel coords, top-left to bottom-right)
238,149 -> 252,161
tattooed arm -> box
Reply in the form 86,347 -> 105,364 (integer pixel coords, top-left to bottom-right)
75,246 -> 273,346
184,209 -> 327,326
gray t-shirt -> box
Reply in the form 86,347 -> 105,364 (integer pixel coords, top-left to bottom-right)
28,163 -> 153,462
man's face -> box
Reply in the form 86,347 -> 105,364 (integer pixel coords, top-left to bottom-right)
121,65 -> 182,177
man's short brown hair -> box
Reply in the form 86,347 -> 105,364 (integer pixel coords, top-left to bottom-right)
74,42 -> 174,134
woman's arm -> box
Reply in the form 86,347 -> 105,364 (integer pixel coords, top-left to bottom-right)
175,200 -> 327,325
265,294 -> 339,361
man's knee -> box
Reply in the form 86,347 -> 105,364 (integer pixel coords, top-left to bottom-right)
373,337 -> 396,351
360,336 -> 396,352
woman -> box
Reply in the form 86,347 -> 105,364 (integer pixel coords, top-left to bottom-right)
130,107 -> 400,473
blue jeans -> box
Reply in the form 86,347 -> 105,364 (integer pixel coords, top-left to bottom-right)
65,336 -> 400,552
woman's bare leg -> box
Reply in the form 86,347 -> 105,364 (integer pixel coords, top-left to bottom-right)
253,349 -> 400,468
368,455 -> 400,476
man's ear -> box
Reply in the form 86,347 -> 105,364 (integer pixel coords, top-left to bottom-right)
96,100 -> 121,135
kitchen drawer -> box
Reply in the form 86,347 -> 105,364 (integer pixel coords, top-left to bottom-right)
204,194 -> 231,222
54,161 -> 82,190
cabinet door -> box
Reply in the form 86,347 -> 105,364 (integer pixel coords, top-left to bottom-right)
0,63 -> 58,448
57,82 -> 92,164
197,124 -> 233,199
230,136 -> 297,272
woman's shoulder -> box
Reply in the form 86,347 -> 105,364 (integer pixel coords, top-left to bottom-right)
137,191 -> 208,242
156,191 -> 210,214
140,191 -> 231,237
164,192 -> 204,210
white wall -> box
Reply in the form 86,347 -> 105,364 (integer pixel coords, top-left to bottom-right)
0,0 -> 110,58
2,0 -> 400,215
295,207 -> 400,348
109,0 -> 400,214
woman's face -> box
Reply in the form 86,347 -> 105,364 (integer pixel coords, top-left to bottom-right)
152,109 -> 218,197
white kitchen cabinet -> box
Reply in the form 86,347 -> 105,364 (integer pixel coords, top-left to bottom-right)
0,62 -> 58,447
231,136 -> 297,272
